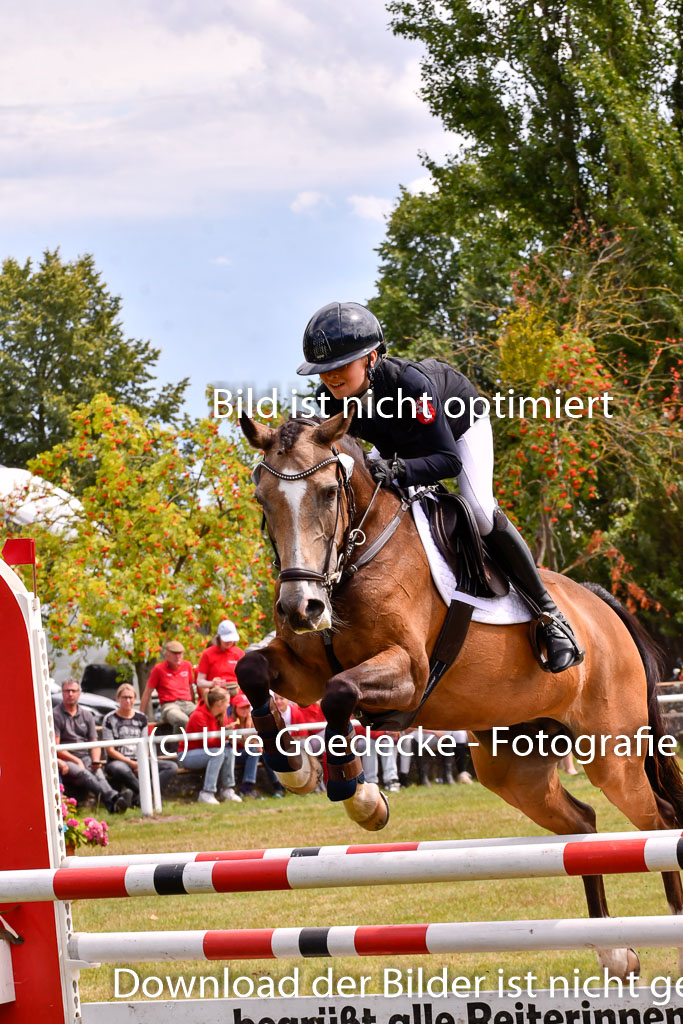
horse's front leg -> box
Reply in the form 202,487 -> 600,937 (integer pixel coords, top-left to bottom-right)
321,645 -> 417,832
235,643 -> 323,796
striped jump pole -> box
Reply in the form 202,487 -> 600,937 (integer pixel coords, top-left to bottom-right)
5,833 -> 683,903
60,827 -> 683,868
68,915 -> 683,963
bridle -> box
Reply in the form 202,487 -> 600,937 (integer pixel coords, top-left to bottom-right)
254,448 -> 366,592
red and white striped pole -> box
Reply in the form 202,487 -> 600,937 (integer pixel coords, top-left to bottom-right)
2,833 -> 683,903
68,914 -> 683,964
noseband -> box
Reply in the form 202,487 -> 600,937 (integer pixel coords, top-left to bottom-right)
255,450 -> 359,592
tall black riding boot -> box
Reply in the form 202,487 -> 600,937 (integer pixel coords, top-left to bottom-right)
485,513 -> 584,673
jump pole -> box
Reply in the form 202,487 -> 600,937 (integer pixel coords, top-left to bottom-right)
58,828 -> 683,867
3,833 -> 683,902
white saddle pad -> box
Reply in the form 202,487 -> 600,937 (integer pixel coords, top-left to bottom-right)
411,496 -> 531,626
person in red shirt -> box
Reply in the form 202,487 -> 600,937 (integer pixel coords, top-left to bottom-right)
197,620 -> 245,699
140,640 -> 195,729
181,687 -> 242,805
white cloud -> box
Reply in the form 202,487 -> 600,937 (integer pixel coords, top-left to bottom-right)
0,0 -> 456,222
210,256 -> 231,265
347,195 -> 393,222
290,191 -> 331,214
408,174 -> 438,194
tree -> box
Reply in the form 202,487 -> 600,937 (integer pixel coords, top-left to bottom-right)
374,0 -> 683,349
0,250 -> 188,468
7,395 -> 271,688
487,232 -> 683,633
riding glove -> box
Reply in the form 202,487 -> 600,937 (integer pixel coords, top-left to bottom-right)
370,457 -> 406,488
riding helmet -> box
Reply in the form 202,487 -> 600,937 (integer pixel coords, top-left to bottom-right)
297,301 -> 386,375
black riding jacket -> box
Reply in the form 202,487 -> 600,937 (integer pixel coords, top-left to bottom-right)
316,357 -> 481,487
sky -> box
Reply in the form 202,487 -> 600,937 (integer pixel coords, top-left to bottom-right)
2,0 -> 457,419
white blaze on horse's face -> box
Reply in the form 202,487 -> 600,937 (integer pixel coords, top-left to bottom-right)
275,476 -> 333,633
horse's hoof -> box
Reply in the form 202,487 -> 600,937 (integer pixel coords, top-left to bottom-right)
343,782 -> 390,832
278,752 -> 322,796
626,949 -> 641,979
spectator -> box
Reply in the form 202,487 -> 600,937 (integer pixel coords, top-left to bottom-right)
140,640 -> 195,729
231,693 -> 263,799
182,687 -> 242,805
102,683 -> 178,805
271,693 -> 325,795
53,678 -> 131,814
197,621 -> 244,698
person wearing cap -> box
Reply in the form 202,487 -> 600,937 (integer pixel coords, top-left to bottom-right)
196,620 -> 245,699
140,640 -> 196,728
295,301 -> 583,675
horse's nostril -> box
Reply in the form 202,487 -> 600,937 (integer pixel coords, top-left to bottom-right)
305,599 -> 326,622
275,599 -> 286,618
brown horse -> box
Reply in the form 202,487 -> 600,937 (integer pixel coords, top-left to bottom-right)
236,411 -> 683,979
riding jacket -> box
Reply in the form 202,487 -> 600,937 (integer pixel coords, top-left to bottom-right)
316,357 -> 481,487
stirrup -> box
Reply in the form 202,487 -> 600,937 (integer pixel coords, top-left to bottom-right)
530,612 -> 585,674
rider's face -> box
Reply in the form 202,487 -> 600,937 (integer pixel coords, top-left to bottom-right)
319,352 -> 376,400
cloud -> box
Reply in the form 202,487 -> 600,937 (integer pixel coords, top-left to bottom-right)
290,191 -> 331,214
0,0 -> 456,222
408,174 -> 438,194
347,195 -> 393,222
210,256 -> 231,265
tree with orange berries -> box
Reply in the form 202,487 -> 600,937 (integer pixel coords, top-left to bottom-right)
13,394 -> 272,688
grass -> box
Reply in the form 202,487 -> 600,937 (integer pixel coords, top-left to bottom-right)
74,776 -> 678,1004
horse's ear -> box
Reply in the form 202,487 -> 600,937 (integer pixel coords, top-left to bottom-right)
240,414 -> 275,451
311,409 -> 355,447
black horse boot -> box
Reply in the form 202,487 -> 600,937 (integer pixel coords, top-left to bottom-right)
485,512 -> 584,673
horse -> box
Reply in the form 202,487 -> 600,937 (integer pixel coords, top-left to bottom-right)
235,410 -> 683,980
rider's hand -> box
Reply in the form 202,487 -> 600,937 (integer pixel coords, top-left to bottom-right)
369,457 -> 406,488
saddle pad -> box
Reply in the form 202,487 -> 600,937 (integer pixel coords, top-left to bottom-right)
411,497 -> 531,625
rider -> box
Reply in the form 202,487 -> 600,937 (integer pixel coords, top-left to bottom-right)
296,300 -> 583,674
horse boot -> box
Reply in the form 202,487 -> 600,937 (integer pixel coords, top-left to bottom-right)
485,511 -> 584,674
325,726 -> 389,831
250,699 -> 322,795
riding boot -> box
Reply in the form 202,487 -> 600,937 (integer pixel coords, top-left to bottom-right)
485,512 -> 584,673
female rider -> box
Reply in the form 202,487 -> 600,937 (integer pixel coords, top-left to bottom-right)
296,301 -> 582,674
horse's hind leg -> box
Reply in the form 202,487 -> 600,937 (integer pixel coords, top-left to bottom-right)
471,730 -> 639,981
583,749 -> 683,973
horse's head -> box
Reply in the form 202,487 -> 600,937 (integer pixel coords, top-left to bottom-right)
241,411 -> 359,634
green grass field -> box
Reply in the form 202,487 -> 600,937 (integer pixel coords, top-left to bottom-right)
73,776 -> 676,1004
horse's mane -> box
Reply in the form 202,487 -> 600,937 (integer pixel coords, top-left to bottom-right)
276,414 -> 369,476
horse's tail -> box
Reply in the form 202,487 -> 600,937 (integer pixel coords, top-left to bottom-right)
582,581 -> 683,826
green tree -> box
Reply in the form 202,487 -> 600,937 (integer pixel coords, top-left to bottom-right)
0,250 -> 188,468
7,395 -> 271,687
374,0 -> 683,349
487,235 -> 683,632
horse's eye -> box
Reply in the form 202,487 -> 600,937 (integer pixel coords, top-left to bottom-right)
323,486 -> 338,503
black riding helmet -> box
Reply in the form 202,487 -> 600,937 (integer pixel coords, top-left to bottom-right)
297,301 -> 386,375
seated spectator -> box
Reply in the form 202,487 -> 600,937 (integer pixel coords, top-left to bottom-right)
197,621 -> 244,698
231,693 -> 263,799
54,678 -> 132,814
140,640 -> 195,729
102,683 -> 178,805
182,687 -> 242,805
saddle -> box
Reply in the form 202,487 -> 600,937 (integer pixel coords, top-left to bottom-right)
422,491 -> 509,599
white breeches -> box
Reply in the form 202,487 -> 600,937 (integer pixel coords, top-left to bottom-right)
455,415 -> 496,536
